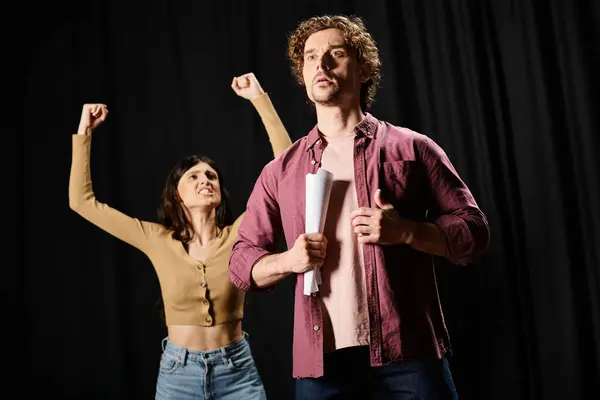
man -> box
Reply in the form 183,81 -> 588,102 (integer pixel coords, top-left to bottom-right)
229,15 -> 490,399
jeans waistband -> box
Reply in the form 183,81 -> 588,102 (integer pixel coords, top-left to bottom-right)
161,331 -> 249,365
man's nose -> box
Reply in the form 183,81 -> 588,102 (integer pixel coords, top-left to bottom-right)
317,53 -> 332,71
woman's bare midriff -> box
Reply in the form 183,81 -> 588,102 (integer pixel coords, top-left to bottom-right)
167,319 -> 243,351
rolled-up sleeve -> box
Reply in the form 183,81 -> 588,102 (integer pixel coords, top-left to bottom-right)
418,137 -> 490,265
228,161 -> 284,291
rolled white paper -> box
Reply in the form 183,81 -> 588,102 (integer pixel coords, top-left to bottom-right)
304,168 -> 334,295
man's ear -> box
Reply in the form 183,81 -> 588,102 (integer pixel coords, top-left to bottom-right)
359,62 -> 372,84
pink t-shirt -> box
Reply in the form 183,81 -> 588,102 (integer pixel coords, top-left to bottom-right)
319,134 -> 370,353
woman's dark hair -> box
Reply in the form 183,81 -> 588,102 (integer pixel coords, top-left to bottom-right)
157,155 -> 234,243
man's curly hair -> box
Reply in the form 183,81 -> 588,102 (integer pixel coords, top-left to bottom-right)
287,15 -> 382,111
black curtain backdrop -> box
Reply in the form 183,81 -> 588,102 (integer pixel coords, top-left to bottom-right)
4,0 -> 599,399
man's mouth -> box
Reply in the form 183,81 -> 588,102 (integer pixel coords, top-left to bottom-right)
314,75 -> 333,84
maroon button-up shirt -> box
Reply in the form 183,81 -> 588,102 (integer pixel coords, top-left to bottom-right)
229,113 -> 490,378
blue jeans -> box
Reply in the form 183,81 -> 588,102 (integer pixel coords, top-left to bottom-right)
295,346 -> 458,399
155,332 -> 266,400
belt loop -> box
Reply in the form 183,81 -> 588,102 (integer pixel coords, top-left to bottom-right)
220,346 -> 230,366
177,345 -> 188,366
161,337 -> 168,352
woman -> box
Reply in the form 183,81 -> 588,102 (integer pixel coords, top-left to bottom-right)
69,73 -> 292,399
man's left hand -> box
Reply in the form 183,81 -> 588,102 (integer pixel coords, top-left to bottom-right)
350,189 -> 416,245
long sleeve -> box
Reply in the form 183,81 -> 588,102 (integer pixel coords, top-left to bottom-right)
228,162 -> 283,292
69,134 -> 161,253
226,93 -> 293,236
418,136 -> 490,265
251,93 -> 293,158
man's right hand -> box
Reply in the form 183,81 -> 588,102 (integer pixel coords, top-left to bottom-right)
77,103 -> 108,135
282,233 -> 328,274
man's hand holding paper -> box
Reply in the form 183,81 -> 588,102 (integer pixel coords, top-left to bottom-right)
282,233 -> 328,274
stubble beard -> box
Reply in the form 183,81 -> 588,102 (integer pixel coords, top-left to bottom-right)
311,81 -> 341,106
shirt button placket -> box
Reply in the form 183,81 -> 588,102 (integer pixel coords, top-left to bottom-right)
197,262 -> 208,288
197,262 -> 211,324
